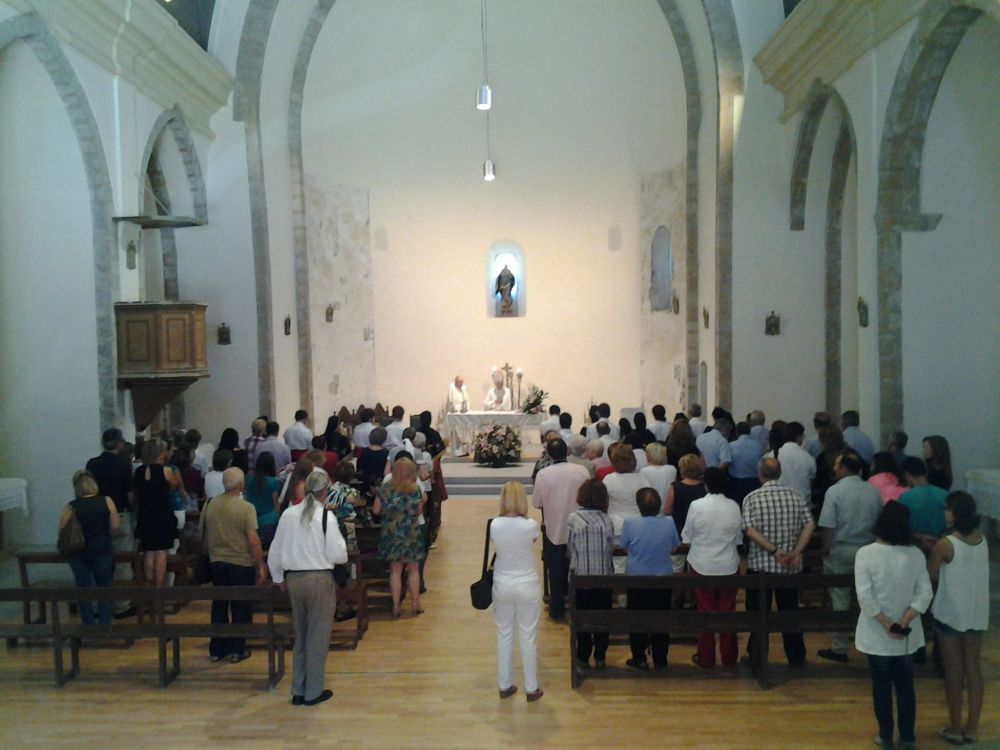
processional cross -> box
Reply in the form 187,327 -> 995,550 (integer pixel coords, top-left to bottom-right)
501,362 -> 514,390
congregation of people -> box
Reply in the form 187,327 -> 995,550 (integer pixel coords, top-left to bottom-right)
520,401 -> 988,745
60,405 -> 445,707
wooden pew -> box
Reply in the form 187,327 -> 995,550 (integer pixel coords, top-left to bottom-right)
569,572 -> 856,689
0,585 -> 292,689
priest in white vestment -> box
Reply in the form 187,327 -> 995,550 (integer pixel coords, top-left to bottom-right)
484,368 -> 512,411
447,376 -> 470,455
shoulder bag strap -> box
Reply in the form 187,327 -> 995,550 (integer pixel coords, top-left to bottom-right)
482,518 -> 493,576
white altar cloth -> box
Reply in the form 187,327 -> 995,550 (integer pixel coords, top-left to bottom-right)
0,478 -> 28,514
966,468 -> 1000,519
444,411 -> 542,445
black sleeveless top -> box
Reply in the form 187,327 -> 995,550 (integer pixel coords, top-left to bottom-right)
669,481 -> 707,536
70,495 -> 112,556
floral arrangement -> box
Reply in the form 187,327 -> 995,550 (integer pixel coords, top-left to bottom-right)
473,422 -> 522,466
520,384 -> 548,414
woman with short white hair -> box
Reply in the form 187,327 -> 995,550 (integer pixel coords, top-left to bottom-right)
268,471 -> 348,707
640,442 -> 677,508
490,481 -> 542,702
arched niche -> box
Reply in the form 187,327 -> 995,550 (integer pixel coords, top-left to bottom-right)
485,242 -> 526,318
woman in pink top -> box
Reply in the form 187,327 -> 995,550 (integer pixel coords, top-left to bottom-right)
869,452 -> 906,504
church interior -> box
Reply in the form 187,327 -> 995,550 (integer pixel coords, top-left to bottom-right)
0,0 -> 997,747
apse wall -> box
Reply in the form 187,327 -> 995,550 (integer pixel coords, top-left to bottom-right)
300,0 -> 686,420
900,15 -> 1000,485
0,40 -> 100,542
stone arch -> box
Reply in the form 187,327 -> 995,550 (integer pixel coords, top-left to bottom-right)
0,13 -> 117,427
789,80 -> 857,231
702,0 -> 744,410
874,0 -> 985,437
787,80 -> 858,415
234,0 -> 280,418
139,105 -> 208,223
288,0 -> 704,417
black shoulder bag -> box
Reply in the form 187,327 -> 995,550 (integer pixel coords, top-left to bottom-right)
322,509 -> 352,587
470,519 -> 495,610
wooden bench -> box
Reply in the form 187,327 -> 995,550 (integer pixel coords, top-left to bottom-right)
569,572 -> 856,689
0,585 -> 291,689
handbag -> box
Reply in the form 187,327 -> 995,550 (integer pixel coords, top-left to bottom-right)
469,519 -> 495,610
322,508 -> 351,587
57,504 -> 86,557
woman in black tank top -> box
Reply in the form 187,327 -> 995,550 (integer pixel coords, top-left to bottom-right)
59,470 -> 120,625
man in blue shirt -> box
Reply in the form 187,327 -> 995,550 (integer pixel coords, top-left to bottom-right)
841,410 -> 875,464
728,422 -> 763,505
898,457 -> 948,550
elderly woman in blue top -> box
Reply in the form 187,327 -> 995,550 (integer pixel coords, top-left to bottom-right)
619,487 -> 679,670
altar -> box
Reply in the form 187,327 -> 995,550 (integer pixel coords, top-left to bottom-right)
443,411 -> 543,446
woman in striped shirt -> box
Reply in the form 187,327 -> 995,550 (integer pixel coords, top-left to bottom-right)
567,479 -> 614,669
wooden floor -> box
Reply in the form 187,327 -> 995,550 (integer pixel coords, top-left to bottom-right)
1,499 -> 998,749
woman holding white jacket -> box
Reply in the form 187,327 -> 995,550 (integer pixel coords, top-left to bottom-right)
490,481 -> 543,702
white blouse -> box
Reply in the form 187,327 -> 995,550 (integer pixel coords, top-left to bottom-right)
490,516 -> 539,580
853,542 -> 933,656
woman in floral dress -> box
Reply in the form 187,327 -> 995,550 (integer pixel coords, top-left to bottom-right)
374,458 -> 426,618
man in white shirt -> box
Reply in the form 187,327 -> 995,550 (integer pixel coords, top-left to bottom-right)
687,404 -> 707,437
385,406 -> 406,448
448,376 -> 469,413
776,421 -> 816,508
650,404 -> 670,442
816,452 -> 882,662
585,403 -> 620,441
532,438 -> 589,621
558,413 -> 575,445
596,421 -> 615,452
538,405 -> 561,442
696,419 -> 732,470
841,410 -> 875,464
352,409 -> 376,455
185,429 -> 211,476
283,410 -> 314,452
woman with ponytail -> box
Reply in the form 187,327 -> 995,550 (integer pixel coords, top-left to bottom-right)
268,471 -> 348,707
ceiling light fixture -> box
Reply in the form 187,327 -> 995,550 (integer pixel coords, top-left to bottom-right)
484,158 -> 496,182
477,0 -> 491,111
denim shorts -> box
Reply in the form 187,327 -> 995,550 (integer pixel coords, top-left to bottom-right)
934,618 -> 984,636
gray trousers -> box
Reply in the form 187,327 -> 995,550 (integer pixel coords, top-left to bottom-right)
111,511 -> 135,613
286,571 -> 336,701
825,544 -> 860,653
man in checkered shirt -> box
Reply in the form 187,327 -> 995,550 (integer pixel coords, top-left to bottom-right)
741,457 -> 816,667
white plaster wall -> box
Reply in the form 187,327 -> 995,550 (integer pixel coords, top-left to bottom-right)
901,15 -> 1000,486
178,98 -> 261,443
300,0 -> 685,421
731,1 -> 825,423
0,40 -> 100,543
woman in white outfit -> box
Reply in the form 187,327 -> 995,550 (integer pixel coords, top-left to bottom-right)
928,491 -> 990,746
490,481 -> 543,702
854,502 -> 933,750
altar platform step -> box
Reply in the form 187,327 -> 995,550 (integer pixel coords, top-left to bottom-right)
441,460 -> 534,498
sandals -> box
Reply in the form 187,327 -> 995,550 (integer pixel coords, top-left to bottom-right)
938,728 -> 966,746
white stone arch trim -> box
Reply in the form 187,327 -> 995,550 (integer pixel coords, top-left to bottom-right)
139,104 -> 208,222
874,0 -> 985,438
0,12 -> 118,427
233,0 -> 280,418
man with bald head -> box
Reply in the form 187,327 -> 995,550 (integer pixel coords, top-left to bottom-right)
741,457 -> 816,667
200,467 -> 267,663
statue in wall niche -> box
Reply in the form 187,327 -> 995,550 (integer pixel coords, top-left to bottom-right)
765,311 -> 781,336
857,297 -> 869,328
495,265 -> 516,317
